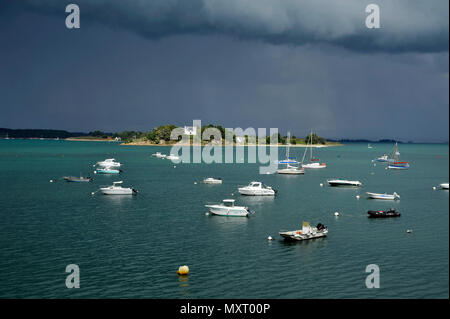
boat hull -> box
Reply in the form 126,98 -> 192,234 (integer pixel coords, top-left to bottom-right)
63,177 -> 92,182
276,168 -> 304,174
205,205 -> 249,217
366,192 -> 399,200
238,188 -> 275,196
327,180 -> 362,187
367,210 -> 401,218
302,163 -> 326,169
279,230 -> 328,241
96,169 -> 121,174
100,188 -> 135,195
440,183 -> 449,190
203,179 -> 222,184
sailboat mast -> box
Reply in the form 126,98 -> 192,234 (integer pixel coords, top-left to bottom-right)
393,142 -> 398,162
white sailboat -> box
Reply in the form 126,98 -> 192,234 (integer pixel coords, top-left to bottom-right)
301,130 -> 326,169
276,132 -> 304,175
388,142 -> 410,169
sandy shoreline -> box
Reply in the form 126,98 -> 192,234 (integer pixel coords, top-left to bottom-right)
65,138 -> 118,142
120,142 -> 341,147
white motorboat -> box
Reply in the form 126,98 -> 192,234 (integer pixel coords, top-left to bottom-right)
440,183 -> 449,190
152,152 -> 167,158
238,181 -> 277,196
327,179 -> 362,187
368,144 -> 373,149
166,154 -> 181,161
205,199 -> 251,217
279,222 -> 328,241
301,130 -> 327,169
96,158 -> 121,168
203,177 -> 222,184
366,192 -> 400,200
100,181 -> 137,195
375,154 -> 393,163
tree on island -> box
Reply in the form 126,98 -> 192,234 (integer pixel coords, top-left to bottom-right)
305,133 -> 326,144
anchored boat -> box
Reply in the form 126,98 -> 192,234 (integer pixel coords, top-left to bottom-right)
327,179 -> 362,187
439,183 -> 449,190
205,199 -> 251,217
96,158 -> 121,168
388,143 -> 410,169
279,222 -> 328,241
152,152 -> 167,159
238,181 -> 277,196
301,130 -> 326,169
366,192 -> 400,200
95,167 -> 122,174
166,154 -> 180,161
203,177 -> 222,184
375,154 -> 394,163
367,209 -> 400,218
63,176 -> 92,182
277,134 -> 304,175
99,181 -> 138,195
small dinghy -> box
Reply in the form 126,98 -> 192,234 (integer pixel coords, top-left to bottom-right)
440,183 -> 449,190
63,176 -> 92,182
203,177 -> 222,184
367,209 -> 400,218
279,222 -> 328,241
366,192 -> 400,200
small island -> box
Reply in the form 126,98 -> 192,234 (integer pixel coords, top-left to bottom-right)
113,124 -> 342,147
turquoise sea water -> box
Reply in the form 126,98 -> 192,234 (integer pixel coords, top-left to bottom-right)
0,140 -> 448,298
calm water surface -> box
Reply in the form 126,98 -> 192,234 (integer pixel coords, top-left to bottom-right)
0,140 -> 448,298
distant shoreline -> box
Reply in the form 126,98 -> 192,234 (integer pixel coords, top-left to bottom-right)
121,141 -> 342,147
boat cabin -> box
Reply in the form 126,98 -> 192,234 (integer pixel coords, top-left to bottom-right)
222,199 -> 235,207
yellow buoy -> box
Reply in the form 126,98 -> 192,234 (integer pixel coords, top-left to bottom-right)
177,265 -> 189,275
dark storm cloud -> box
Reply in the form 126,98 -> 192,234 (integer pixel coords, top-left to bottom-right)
2,0 -> 448,53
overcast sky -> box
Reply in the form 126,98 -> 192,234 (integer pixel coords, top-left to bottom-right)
0,1 -> 448,142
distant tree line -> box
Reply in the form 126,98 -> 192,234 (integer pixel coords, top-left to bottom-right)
0,128 -> 85,139
1,126 -> 331,145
